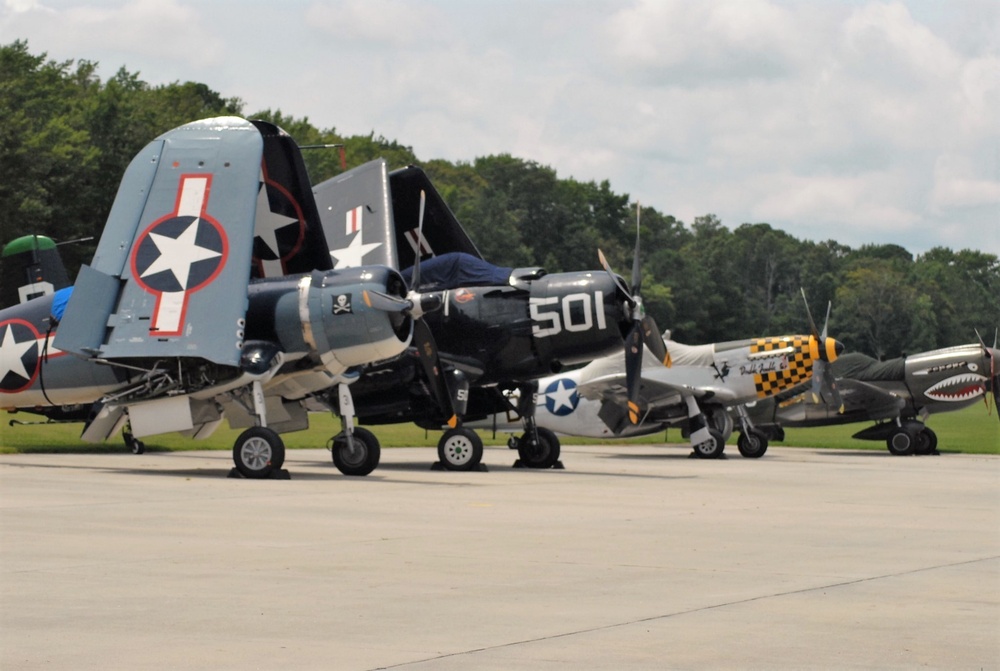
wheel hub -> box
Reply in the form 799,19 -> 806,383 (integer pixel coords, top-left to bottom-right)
444,438 -> 472,465
241,437 -> 272,469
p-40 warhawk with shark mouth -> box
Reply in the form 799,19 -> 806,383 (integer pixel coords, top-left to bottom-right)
744,339 -> 1000,455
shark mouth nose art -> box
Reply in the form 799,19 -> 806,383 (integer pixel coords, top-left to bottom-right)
924,373 -> 987,402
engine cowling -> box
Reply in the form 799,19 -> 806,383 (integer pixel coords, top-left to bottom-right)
245,266 -> 411,374
527,270 -> 632,371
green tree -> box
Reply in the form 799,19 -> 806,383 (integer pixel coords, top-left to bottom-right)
0,40 -> 99,271
835,259 -> 934,359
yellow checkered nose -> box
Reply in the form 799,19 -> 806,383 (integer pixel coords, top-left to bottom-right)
809,336 -> 844,363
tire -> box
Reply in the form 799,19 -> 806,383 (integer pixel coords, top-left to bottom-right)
233,427 -> 285,478
332,426 -> 381,476
124,432 -> 145,455
886,426 -> 916,456
914,427 -> 938,455
737,430 -> 768,458
517,427 -> 561,469
437,428 -> 484,471
693,428 -> 726,459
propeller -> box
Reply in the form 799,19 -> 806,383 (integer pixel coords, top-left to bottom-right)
597,202 -> 670,425
365,190 -> 457,428
975,329 -> 999,422
801,288 -> 844,413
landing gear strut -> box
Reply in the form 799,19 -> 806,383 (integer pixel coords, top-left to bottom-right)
508,381 -> 562,468
229,380 -> 288,479
734,405 -> 768,458
330,381 -> 381,476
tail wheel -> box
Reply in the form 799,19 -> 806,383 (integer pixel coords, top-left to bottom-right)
737,430 -> 768,458
693,428 -> 726,459
332,427 -> 381,476
517,427 -> 561,469
233,427 -> 285,479
123,431 -> 145,455
437,428 -> 484,471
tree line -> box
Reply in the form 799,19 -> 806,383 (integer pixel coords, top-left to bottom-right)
3,40 -> 997,359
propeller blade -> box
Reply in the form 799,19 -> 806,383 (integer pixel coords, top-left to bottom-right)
597,249 -> 633,303
978,331 -> 999,422
410,189 -> 427,291
811,359 -> 845,413
399,189 -> 458,427
800,288 -> 820,340
624,323 -> 644,425
412,320 -> 458,428
601,211 -> 660,422
362,289 -> 412,314
641,314 -> 671,366
631,202 -> 642,296
991,357 -> 999,423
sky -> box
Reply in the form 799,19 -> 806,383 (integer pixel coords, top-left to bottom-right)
3,0 -> 999,256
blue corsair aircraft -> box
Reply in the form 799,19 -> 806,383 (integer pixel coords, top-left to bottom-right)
1,117 -> 429,478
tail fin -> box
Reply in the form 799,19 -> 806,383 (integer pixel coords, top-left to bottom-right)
0,235 -> 71,307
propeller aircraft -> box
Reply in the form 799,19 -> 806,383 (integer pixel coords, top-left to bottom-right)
1,117 -> 428,478
465,211 -> 845,460
744,338 -> 1000,455
303,160 -> 644,472
470,324 -> 845,459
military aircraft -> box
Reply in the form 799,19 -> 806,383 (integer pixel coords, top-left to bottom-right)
302,161 -> 657,472
1,116 -> 427,478
744,339 -> 999,455
459,206 -> 845,462
469,321 -> 845,459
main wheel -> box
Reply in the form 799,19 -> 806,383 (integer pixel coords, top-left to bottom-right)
693,428 -> 726,459
332,426 -> 381,476
737,430 -> 768,458
517,427 -> 561,469
886,426 -> 917,456
233,427 -> 285,479
437,428 -> 484,471
914,426 -> 938,455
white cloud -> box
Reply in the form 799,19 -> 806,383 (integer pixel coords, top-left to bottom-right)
4,0 -> 52,13
2,0 -> 222,72
305,0 -> 443,48
3,0 -> 998,256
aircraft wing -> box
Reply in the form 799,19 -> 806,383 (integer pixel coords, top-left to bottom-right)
577,369 -> 743,408
814,378 -> 905,419
54,117 -> 263,367
250,120 -> 333,277
774,377 -> 906,423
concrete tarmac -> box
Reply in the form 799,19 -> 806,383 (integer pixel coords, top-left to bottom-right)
1,444 -> 998,670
